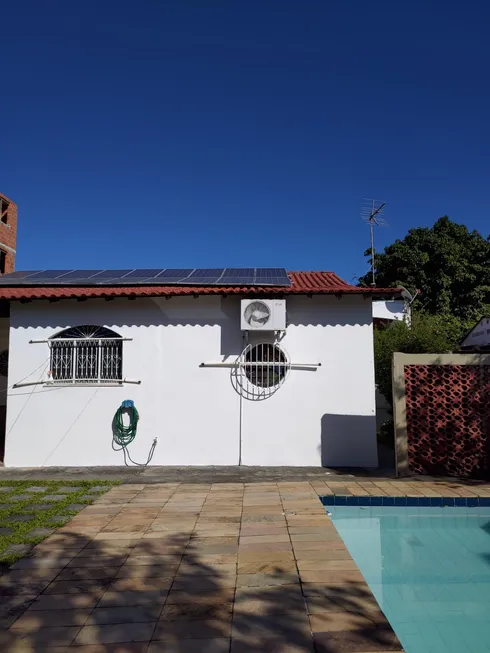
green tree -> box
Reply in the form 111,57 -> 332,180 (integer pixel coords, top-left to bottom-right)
359,217 -> 490,320
374,312 -> 469,407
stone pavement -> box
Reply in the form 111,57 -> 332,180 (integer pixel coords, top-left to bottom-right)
310,478 -> 490,498
0,466 -> 396,483
3,477 -> 490,652
0,482 -> 407,652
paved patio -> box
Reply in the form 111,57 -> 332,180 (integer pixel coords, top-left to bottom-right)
0,466 -> 395,483
1,478 -> 490,652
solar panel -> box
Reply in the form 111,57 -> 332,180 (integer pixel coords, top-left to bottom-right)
219,269 -> 256,283
177,278 -> 222,285
188,268 -> 224,278
167,269 -> 222,285
0,267 -> 292,287
118,269 -> 165,279
0,271 -> 39,280
256,268 -> 288,277
56,270 -> 103,280
261,278 -> 290,285
255,268 -> 291,285
90,270 -> 134,280
26,270 -> 73,280
219,277 -> 255,284
222,268 -> 255,277
156,269 -> 194,279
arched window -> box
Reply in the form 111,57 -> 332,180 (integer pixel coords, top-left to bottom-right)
49,325 -> 123,384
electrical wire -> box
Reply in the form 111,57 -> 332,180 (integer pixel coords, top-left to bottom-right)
41,388 -> 100,466
6,359 -> 51,439
0,357 -> 51,396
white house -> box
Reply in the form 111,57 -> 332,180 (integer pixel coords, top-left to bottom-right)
0,269 -> 400,468
459,316 -> 490,351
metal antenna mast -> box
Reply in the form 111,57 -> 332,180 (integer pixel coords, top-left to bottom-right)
361,199 -> 386,287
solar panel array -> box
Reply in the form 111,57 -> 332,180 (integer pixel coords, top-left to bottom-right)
0,268 -> 292,287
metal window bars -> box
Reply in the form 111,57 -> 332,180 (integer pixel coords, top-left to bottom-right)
49,338 -> 123,384
233,342 -> 291,401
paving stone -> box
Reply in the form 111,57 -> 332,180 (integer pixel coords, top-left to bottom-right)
161,602 -> 233,620
0,527 -> 13,536
0,487 -> 13,493
309,610 -> 390,632
87,485 -> 109,492
24,504 -> 53,511
98,590 -> 169,607
5,625 -> 81,645
6,494 -> 33,501
27,527 -> 55,538
75,622 -> 156,644
56,486 -> 84,493
0,594 -> 37,628
88,606 -> 161,624
29,593 -> 101,610
44,579 -> 112,595
148,640 -> 230,653
65,503 -> 88,511
2,543 -> 33,556
312,628 -> 403,652
5,514 -> 35,523
57,567 -> 119,582
44,494 -> 67,501
47,514 -> 71,523
25,486 -> 48,493
10,554 -> 75,570
235,640 -> 315,653
10,608 -> 92,629
153,619 -> 232,640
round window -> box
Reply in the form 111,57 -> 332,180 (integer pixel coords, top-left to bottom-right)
243,343 -> 288,389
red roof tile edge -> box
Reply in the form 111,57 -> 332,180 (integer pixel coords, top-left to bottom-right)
0,271 -> 402,301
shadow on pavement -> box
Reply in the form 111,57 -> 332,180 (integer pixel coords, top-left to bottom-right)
0,527 -> 404,652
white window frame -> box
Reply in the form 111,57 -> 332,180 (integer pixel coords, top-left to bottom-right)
48,325 -> 124,386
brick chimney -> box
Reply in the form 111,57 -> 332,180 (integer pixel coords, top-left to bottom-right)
0,193 -> 17,274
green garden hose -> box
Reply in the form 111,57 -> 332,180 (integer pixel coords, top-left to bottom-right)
113,401 -> 139,447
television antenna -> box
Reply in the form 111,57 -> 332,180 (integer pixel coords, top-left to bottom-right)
361,199 -> 386,287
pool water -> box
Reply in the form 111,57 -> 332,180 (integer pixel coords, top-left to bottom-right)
331,505 -> 490,653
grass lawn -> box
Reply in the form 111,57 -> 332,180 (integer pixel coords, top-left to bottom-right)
0,480 -> 117,567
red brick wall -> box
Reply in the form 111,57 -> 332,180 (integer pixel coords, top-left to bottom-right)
0,193 -> 17,273
405,364 -> 490,477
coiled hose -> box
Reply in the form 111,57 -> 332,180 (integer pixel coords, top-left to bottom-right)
113,402 -> 140,447
112,401 -> 156,466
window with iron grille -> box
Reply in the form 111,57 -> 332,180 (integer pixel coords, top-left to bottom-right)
244,342 -> 288,389
49,325 -> 123,384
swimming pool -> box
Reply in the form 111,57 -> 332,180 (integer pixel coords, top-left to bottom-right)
329,504 -> 490,653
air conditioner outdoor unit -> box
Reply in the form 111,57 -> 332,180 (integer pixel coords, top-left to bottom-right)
240,299 -> 286,331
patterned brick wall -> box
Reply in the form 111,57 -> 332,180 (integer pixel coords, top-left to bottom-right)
0,193 -> 17,273
405,364 -> 490,477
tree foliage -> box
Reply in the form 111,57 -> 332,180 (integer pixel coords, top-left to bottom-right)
359,217 -> 490,320
374,313 -> 469,407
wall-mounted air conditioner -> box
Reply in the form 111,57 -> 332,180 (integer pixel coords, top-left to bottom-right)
240,299 -> 286,331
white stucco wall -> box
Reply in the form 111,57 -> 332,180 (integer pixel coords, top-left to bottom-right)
0,318 -> 9,406
4,294 -> 377,468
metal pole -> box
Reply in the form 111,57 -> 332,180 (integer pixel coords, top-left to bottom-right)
370,199 -> 376,287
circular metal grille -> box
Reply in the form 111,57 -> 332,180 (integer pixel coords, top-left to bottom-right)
232,342 -> 290,401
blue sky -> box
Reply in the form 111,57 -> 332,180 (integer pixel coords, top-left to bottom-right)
3,1 -> 490,283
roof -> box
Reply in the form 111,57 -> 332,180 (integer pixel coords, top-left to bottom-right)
459,315 -> 490,349
0,271 -> 402,301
